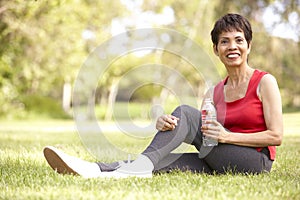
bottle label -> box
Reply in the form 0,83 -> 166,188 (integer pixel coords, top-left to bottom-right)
201,110 -> 207,123
202,109 -> 215,124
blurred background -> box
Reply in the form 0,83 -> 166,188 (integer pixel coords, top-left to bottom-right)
0,0 -> 299,121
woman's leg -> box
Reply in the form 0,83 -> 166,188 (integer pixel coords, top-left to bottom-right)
97,153 -> 212,173
45,104 -> 272,177
97,145 -> 272,175
97,105 -> 203,174
141,105 -> 203,168
154,153 -> 212,173
204,144 -> 273,174
44,105 -> 203,178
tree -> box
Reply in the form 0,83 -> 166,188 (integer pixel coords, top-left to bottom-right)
1,0 -> 299,118
0,0 -> 124,117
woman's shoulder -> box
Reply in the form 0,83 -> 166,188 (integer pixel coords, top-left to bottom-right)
253,69 -> 277,83
260,73 -> 278,86
258,72 -> 279,99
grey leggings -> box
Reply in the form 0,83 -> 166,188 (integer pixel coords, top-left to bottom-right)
98,105 -> 273,174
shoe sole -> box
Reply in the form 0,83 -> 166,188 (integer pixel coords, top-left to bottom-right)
43,146 -> 79,176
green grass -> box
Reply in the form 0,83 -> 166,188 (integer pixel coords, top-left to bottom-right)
1,113 -> 300,200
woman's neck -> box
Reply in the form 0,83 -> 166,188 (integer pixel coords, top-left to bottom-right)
226,65 -> 254,88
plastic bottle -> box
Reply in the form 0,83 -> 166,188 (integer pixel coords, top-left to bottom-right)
201,98 -> 218,146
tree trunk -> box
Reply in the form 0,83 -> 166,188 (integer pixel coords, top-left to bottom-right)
62,82 -> 72,114
105,78 -> 119,121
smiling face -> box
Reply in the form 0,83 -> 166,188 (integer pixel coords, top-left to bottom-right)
214,30 -> 251,68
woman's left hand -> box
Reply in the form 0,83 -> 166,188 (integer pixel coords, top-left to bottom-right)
201,120 -> 230,143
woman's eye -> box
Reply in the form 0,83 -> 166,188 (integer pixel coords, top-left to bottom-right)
220,40 -> 228,44
236,39 -> 244,43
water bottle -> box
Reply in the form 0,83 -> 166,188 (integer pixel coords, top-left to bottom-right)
201,98 -> 218,146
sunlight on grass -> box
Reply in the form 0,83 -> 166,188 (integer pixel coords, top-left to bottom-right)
283,112 -> 300,136
0,112 -> 299,199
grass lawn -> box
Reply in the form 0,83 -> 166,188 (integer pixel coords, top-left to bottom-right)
1,113 -> 300,200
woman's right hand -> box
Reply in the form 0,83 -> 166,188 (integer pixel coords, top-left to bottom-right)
156,114 -> 179,131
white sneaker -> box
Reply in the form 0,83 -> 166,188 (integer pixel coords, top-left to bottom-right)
43,146 -> 102,178
99,155 -> 153,179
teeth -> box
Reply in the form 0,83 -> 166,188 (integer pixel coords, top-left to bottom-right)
227,54 -> 239,58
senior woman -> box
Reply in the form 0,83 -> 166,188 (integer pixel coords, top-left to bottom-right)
43,13 -> 283,178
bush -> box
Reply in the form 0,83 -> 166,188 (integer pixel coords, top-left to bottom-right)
20,95 -> 70,119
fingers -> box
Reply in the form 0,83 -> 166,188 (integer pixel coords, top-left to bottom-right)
164,114 -> 179,126
201,120 -> 224,141
202,119 -> 219,126
160,122 -> 173,131
202,128 -> 220,135
156,114 -> 179,131
156,115 -> 167,131
201,120 -> 218,132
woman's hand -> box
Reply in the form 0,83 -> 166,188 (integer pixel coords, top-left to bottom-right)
156,114 -> 179,131
201,120 -> 230,143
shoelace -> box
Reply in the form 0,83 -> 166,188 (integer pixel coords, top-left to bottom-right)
117,154 -> 132,168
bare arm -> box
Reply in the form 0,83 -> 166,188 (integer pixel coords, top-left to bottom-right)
202,74 -> 283,147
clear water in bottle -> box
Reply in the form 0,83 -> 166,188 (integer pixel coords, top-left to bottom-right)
201,98 -> 218,146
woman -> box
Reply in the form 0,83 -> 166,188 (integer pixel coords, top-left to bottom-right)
43,13 -> 283,178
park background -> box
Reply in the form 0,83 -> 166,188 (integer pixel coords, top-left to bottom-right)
0,0 -> 300,120
1,0 -> 300,200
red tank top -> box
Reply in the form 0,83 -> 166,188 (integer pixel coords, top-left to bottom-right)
213,69 -> 276,160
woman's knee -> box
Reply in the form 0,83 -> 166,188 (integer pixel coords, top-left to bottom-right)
172,105 -> 201,120
172,105 -> 197,116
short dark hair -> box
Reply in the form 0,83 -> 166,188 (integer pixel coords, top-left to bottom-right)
211,13 -> 252,46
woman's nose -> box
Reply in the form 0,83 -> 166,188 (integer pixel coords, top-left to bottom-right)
228,41 -> 238,50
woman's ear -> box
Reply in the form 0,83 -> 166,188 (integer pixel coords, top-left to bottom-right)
213,44 -> 219,56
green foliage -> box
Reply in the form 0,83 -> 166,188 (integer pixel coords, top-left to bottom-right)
0,0 -> 299,118
20,95 -> 70,119
0,0 -> 125,117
